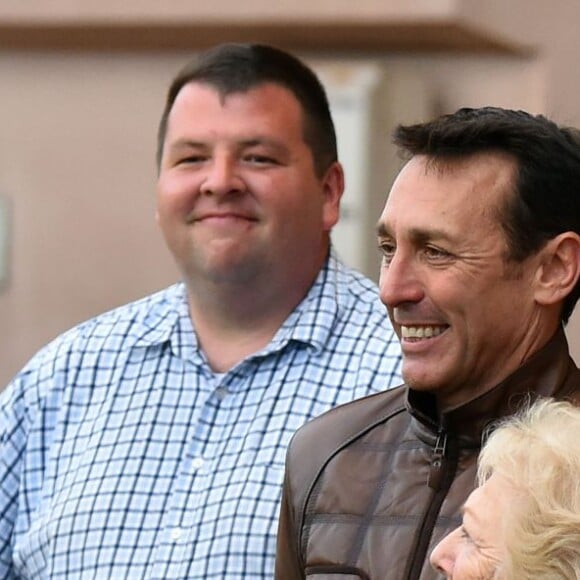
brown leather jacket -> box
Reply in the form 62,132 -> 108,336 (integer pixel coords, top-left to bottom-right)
276,329 -> 580,579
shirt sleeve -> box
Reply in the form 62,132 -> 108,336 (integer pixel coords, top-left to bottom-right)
0,374 -> 28,580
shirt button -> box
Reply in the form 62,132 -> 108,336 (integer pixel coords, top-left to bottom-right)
215,386 -> 228,400
192,457 -> 204,470
170,527 -> 183,542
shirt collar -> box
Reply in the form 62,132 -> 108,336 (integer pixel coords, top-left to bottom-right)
135,248 -> 349,361
131,283 -> 187,350
263,249 -> 343,355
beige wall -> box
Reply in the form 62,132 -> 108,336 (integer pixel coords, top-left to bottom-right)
1,1 -> 580,386
0,53 -> 181,385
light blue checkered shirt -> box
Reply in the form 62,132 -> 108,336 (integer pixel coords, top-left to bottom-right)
0,253 -> 402,579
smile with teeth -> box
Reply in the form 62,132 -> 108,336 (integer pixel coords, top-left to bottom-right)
400,325 -> 447,340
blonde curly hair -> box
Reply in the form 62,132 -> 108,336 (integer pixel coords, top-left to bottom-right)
478,398 -> 580,579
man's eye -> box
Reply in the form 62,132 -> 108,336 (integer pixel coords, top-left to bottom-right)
378,243 -> 396,264
244,154 -> 277,165
424,246 -> 451,260
379,243 -> 395,255
179,155 -> 207,164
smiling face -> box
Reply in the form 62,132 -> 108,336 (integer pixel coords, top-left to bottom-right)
377,153 -> 554,408
430,474 -> 517,579
156,82 -> 342,290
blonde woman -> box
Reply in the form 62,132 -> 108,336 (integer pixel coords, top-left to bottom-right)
431,398 -> 580,579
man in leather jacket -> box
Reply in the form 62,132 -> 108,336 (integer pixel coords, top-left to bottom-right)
276,107 -> 580,580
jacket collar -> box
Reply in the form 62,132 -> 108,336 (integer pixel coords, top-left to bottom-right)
407,327 -> 579,444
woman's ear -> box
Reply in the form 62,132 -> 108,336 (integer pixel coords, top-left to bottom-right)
534,232 -> 580,307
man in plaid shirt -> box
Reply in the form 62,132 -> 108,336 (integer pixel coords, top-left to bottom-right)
0,43 -> 402,578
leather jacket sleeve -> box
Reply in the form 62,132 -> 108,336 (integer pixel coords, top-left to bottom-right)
276,467 -> 305,579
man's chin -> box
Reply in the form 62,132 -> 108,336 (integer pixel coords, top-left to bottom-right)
402,367 -> 446,393
202,259 -> 263,285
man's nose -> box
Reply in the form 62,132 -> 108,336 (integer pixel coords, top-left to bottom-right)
379,250 -> 424,308
200,157 -> 245,197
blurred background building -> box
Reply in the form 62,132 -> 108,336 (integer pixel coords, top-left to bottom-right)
1,0 -> 579,387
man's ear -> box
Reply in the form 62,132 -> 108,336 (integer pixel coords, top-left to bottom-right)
534,232 -> 580,307
321,161 -> 344,232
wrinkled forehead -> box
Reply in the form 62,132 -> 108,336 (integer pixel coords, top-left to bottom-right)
465,473 -> 519,529
403,152 -> 516,192
380,153 -> 517,226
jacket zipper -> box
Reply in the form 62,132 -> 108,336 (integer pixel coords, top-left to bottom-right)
405,429 -> 458,580
427,430 -> 447,491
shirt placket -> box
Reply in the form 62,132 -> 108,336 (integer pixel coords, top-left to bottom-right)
150,374 -> 228,579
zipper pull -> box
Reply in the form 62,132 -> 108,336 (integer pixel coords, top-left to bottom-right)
428,430 -> 447,490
